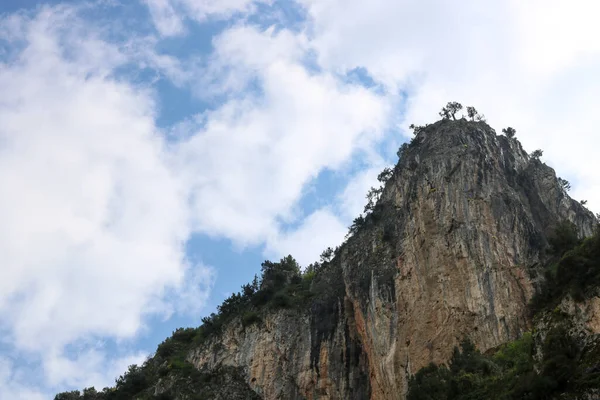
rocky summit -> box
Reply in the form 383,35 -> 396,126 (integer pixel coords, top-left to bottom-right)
56,115 -> 600,400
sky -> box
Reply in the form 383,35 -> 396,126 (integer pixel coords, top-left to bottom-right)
1,0 -> 600,398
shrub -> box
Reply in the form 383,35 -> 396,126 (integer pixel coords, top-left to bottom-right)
530,149 -> 543,160
541,327 -> 578,390
319,247 -> 334,263
377,167 -> 393,183
114,364 -> 149,398
382,223 -> 395,243
260,256 -> 301,291
407,363 -> 450,400
251,287 -> 274,307
397,143 -> 409,159
407,335 -> 545,400
558,177 -> 571,192
347,215 -> 366,238
156,339 -> 178,359
241,311 -> 261,327
271,292 -> 291,309
171,327 -> 196,343
55,391 -> 82,400
548,220 -> 579,256
502,127 -> 516,138
493,332 -> 533,375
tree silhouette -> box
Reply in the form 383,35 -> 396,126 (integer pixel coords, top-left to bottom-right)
466,106 -> 478,121
439,102 -> 463,120
530,149 -> 543,160
502,127 -> 516,138
558,178 -> 571,192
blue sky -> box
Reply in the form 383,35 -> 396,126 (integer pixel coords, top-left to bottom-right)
1,0 -> 600,398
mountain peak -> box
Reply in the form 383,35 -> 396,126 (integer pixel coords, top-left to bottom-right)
55,109 -> 599,400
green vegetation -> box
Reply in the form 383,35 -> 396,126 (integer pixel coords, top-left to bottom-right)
377,167 -> 393,183
466,106 -> 485,122
532,221 -> 600,308
558,177 -> 571,192
241,310 -> 261,327
397,142 -> 409,159
410,221 -> 600,399
407,329 -> 600,400
548,220 -> 580,256
409,123 -> 428,135
408,336 -> 532,400
364,186 -> 384,214
346,214 -> 366,238
361,165 -> 395,220
502,127 -> 516,138
58,110 -> 597,399
530,149 -> 543,160
54,255 -> 315,400
466,106 -> 478,121
439,101 -> 463,120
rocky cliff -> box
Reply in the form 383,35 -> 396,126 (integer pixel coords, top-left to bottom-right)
188,119 -> 595,399
55,118 -> 598,400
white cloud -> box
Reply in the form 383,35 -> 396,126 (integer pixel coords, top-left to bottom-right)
0,357 -> 47,400
169,262 -> 215,315
0,4 -> 212,391
180,0 -> 272,21
298,0 -> 512,91
264,163 -> 391,267
14,0 -> 600,397
45,349 -> 147,389
174,25 -> 391,246
0,4 -> 392,395
144,0 -> 273,36
296,0 -> 600,213
512,0 -> 600,77
337,166 -> 384,220
265,208 -> 347,267
144,0 -> 185,36
197,25 -> 309,98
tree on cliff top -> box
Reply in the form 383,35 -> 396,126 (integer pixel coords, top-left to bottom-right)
530,149 -> 543,160
558,177 -> 571,192
502,127 -> 516,138
439,102 -> 463,120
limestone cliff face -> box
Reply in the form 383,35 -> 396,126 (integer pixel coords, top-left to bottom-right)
189,120 -> 596,399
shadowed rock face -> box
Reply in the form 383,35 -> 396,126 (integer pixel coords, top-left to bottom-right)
189,120 -> 597,400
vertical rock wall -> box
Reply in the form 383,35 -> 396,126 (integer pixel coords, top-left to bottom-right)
190,120 -> 597,399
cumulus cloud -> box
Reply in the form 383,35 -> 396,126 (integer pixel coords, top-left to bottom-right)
265,208 -> 348,267
0,3 -> 393,395
0,3 -> 212,390
197,25 -> 309,98
174,25 -> 391,246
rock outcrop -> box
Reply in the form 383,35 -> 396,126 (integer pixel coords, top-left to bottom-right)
188,119 -> 597,399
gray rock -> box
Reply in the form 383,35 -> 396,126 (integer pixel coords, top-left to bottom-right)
189,119 -> 597,400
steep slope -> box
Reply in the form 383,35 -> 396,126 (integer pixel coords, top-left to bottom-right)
407,226 -> 600,399
55,118 -> 597,400
189,120 -> 595,400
